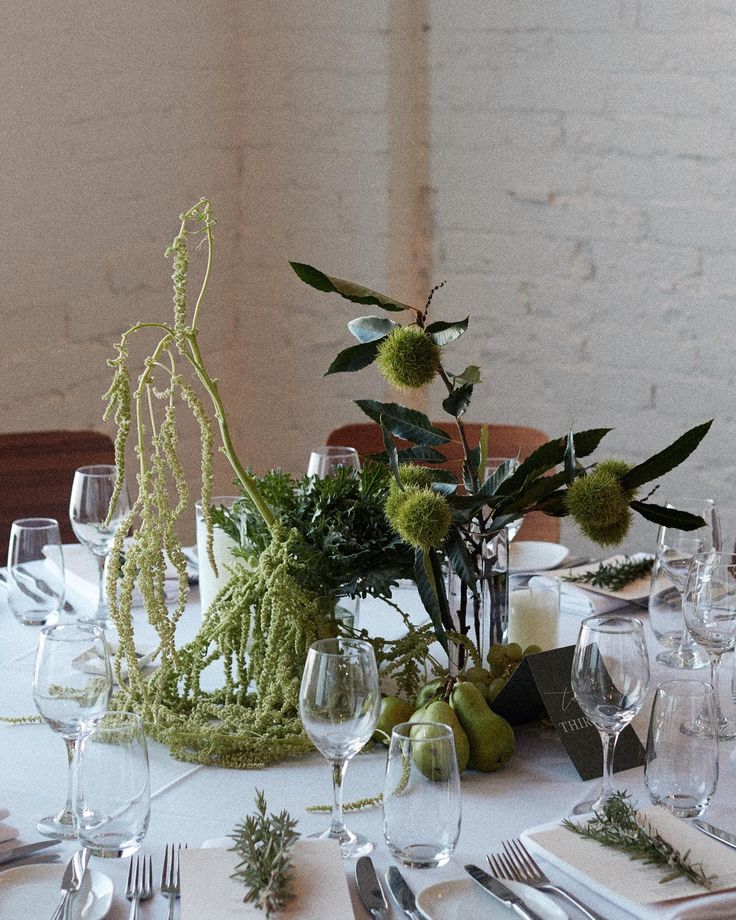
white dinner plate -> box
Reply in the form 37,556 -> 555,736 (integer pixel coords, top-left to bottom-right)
0,864 -> 113,919
509,541 -> 569,572
416,878 -> 566,920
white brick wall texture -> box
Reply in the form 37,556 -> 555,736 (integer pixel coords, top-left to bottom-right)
1,1 -> 734,555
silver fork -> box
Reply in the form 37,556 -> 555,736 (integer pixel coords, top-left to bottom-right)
126,854 -> 153,920
161,843 -> 186,919
489,838 -> 607,920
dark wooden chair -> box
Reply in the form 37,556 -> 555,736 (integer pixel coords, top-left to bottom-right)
326,422 -> 561,543
0,430 -> 115,560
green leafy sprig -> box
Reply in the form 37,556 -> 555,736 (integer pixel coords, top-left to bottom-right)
564,556 -> 654,592
562,793 -> 715,889
229,790 -> 300,916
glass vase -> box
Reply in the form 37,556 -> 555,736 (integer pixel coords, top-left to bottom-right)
446,527 -> 508,673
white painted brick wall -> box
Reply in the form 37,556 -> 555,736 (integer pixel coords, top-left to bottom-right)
2,1 -> 734,557
428,0 -> 736,553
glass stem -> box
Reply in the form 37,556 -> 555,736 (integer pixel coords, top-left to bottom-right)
598,730 -> 618,808
329,759 -> 348,838
710,653 -> 725,724
62,736 -> 77,820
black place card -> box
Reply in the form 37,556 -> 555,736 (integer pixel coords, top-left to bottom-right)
491,645 -> 646,781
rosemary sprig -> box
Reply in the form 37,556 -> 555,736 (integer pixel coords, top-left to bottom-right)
564,556 -> 653,592
562,793 -> 715,889
229,790 -> 300,916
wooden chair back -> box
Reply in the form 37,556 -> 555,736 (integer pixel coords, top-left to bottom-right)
0,430 -> 115,561
326,422 -> 561,543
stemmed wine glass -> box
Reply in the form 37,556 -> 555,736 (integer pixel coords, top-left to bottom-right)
32,623 -> 112,838
571,614 -> 650,815
649,499 -> 719,670
683,552 -> 736,741
307,446 -> 361,479
299,638 -> 381,858
69,465 -> 130,627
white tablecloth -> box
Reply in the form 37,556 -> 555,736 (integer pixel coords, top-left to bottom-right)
2,566 -> 736,919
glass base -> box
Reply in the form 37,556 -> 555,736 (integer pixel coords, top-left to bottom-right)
650,793 -> 710,818
77,612 -> 115,631
308,827 -> 373,859
81,837 -> 142,858
37,810 -> 77,840
389,843 -> 452,869
656,647 -> 709,669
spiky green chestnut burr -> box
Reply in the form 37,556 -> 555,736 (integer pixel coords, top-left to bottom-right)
384,465 -> 437,525
376,326 -> 440,390
565,461 -> 635,547
389,488 -> 452,550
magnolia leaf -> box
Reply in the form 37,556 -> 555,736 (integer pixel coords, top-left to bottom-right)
425,317 -> 469,346
485,512 -> 523,536
620,421 -> 713,491
533,489 -> 568,516
395,446 -> 448,464
463,445 -> 481,492
355,400 -> 451,446
496,428 -> 612,496
563,425 -> 576,484
442,383 -> 473,419
478,459 -> 517,497
380,418 -> 401,483
455,365 -> 482,385
432,481 -> 459,494
290,262 -> 412,312
414,548 -> 450,650
325,340 -> 381,375
445,528 -> 480,586
347,316 -> 399,343
630,502 -> 707,531
478,424 -> 489,476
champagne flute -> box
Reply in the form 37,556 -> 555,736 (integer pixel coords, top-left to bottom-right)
571,614 -> 650,815
32,623 -> 112,838
683,552 -> 736,741
299,638 -> 381,858
69,465 -> 130,627
649,499 -> 719,670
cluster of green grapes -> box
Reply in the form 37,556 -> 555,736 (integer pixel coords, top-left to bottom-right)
484,642 -> 542,702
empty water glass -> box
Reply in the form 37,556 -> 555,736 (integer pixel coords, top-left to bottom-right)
307,446 -> 360,478
74,711 -> 150,857
645,679 -> 718,818
7,518 -> 65,625
383,722 -> 462,868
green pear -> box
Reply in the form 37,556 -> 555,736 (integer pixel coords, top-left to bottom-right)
450,680 -> 514,772
372,695 -> 413,746
415,677 -> 444,709
422,699 -> 470,773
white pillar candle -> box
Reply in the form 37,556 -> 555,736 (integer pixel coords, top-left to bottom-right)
507,577 -> 560,651
195,497 -> 240,616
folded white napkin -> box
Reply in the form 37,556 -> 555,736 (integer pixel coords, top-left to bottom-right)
180,839 -> 354,920
524,807 -> 736,920
61,543 -> 179,608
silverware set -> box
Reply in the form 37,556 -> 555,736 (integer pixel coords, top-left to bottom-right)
126,844 -> 184,919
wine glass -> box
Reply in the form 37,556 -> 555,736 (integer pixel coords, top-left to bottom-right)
307,446 -> 361,478
648,499 -> 719,670
299,638 -> 381,858
32,623 -> 112,838
683,552 -> 736,741
69,465 -> 131,627
7,517 -> 65,625
571,614 -> 650,815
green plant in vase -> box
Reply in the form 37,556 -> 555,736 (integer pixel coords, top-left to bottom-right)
102,200 -> 338,767
291,261 -> 712,667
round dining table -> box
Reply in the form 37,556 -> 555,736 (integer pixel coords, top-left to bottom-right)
2,566 -> 736,920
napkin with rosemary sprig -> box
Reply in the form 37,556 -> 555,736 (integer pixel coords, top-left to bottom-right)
555,553 -> 654,615
523,803 -> 736,919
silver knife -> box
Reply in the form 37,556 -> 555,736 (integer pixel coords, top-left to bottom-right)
385,866 -> 422,920
465,864 -> 545,920
50,848 -> 90,920
355,856 -> 389,920
693,819 -> 736,850
0,839 -> 60,866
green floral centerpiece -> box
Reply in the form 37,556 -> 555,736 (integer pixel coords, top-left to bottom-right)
290,261 -> 711,665
102,198 -> 710,768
